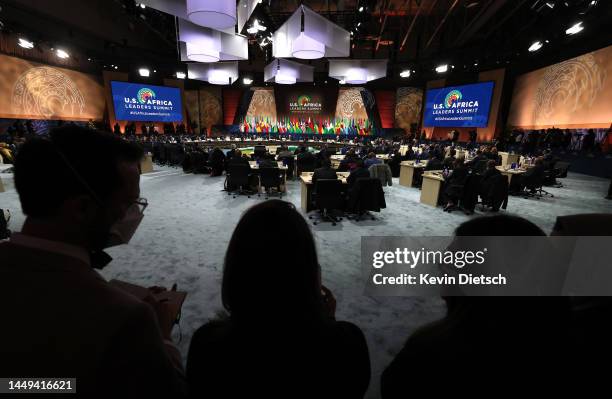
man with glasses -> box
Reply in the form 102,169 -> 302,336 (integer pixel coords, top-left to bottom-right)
0,125 -> 186,397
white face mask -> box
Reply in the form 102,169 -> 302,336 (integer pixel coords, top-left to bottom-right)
105,203 -> 144,248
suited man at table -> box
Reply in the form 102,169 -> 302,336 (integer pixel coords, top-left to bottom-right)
312,158 -> 338,187
347,159 -> 370,190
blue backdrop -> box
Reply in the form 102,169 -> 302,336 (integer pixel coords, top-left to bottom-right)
423,81 -> 494,128
111,81 -> 183,122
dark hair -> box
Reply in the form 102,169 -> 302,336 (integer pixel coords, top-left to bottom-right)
14,125 -> 143,218
321,158 -> 332,168
222,200 -> 324,322
355,158 -> 365,168
455,215 -> 545,236
487,160 -> 496,169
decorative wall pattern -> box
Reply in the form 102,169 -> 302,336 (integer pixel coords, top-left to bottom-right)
184,87 -> 222,132
395,87 -> 423,131
246,88 -> 277,120
508,44 -> 612,129
0,53 -> 105,121
335,88 -> 368,120
532,53 -> 606,126
12,67 -> 85,119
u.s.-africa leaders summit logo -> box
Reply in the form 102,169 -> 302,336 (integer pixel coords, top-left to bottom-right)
444,90 -> 462,108
123,87 -> 173,107
137,88 -> 156,104
432,88 -> 479,115
290,94 -> 322,112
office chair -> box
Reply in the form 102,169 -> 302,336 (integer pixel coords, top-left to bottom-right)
226,164 -> 254,198
152,144 -> 162,164
182,151 -> 194,173
347,178 -> 386,221
258,167 -> 284,199
459,173 -> 482,215
368,163 -> 393,187
279,156 -> 295,179
523,171 -> 553,199
480,174 -> 509,212
444,173 -> 469,213
545,161 -> 570,188
325,148 -> 338,158
296,156 -> 316,175
309,179 -> 344,226
336,161 -> 351,172
553,161 -> 570,178
254,145 -> 266,159
0,208 -> 11,240
472,159 -> 488,175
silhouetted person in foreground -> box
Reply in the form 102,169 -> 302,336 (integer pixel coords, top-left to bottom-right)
187,200 -> 370,398
381,215 -> 573,397
0,126 -> 186,397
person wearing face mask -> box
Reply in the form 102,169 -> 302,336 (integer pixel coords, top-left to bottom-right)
0,125 -> 187,398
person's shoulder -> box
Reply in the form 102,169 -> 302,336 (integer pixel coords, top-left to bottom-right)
330,320 -> 366,340
191,319 -> 233,345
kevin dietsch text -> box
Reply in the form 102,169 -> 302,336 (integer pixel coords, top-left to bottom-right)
372,273 -> 507,286
370,248 -> 507,287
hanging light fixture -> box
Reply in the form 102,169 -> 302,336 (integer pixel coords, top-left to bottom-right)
291,6 -> 325,59
208,69 -> 231,85
345,67 -> 367,84
275,74 -> 297,84
185,41 -> 220,62
186,0 -> 237,30
275,59 -> 297,84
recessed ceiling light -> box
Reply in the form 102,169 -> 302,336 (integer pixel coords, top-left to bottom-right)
56,49 -> 69,59
18,38 -> 34,49
243,77 -> 253,85
139,68 -> 150,77
566,22 -> 583,35
528,41 -> 543,52
435,64 -> 448,73
399,69 -> 411,78
176,72 -> 186,79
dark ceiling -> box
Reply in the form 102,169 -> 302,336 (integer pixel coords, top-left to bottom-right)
0,0 -> 611,86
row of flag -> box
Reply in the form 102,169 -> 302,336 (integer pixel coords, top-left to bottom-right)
239,116 -> 375,135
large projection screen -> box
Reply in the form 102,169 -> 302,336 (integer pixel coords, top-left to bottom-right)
111,81 -> 183,122
507,44 -> 612,129
423,82 -> 495,128
0,53 -> 105,121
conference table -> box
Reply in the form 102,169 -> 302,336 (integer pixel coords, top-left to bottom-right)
330,154 -> 344,168
399,160 -> 428,188
300,171 -> 350,212
140,154 -> 154,174
249,161 -> 289,193
420,171 -> 445,207
248,160 -> 288,170
496,165 -> 526,192
330,153 -> 390,168
499,151 -> 520,167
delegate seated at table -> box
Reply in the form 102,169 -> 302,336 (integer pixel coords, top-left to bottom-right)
347,159 -> 370,190
312,158 -> 337,186
443,158 -> 469,211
